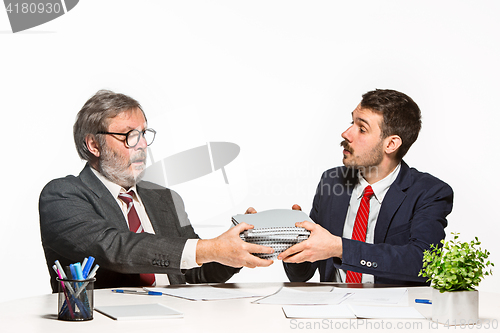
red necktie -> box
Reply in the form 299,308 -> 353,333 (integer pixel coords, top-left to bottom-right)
346,185 -> 374,283
118,191 -> 156,286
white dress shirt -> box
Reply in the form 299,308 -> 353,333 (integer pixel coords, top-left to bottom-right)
340,163 -> 401,283
91,168 -> 200,286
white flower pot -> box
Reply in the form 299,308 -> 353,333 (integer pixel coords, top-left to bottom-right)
432,288 -> 478,325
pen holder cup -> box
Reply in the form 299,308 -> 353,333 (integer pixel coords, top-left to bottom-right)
56,277 -> 95,321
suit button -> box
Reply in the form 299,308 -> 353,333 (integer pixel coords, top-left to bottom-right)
152,259 -> 157,265
164,259 -> 170,267
366,261 -> 372,267
373,262 -> 378,268
360,260 -> 366,266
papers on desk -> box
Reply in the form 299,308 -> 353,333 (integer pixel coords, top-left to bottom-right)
253,287 -> 408,306
146,285 -> 266,301
283,305 -> 425,319
348,305 -> 425,319
232,209 -> 313,259
337,287 -> 409,305
253,287 -> 351,305
254,286 -> 422,319
96,303 -> 183,320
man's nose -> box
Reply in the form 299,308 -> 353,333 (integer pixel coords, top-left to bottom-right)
135,133 -> 148,149
341,125 -> 353,142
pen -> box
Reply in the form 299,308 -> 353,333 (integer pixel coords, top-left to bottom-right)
55,267 -> 75,319
82,257 -> 88,271
75,264 -> 99,297
54,261 -> 76,295
69,264 -> 78,280
82,256 -> 95,278
112,289 -> 163,296
415,299 -> 432,304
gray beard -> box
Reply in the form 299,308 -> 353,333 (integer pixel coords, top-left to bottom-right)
99,146 -> 146,189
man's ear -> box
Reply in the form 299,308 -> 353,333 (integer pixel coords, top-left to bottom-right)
384,135 -> 402,155
85,134 -> 101,158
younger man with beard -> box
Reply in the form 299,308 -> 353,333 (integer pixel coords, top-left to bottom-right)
279,89 -> 453,285
39,90 -> 273,292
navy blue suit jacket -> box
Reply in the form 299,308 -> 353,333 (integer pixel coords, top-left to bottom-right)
284,161 -> 453,285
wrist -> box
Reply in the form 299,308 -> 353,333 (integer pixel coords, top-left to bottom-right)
196,239 -> 214,265
332,235 -> 343,259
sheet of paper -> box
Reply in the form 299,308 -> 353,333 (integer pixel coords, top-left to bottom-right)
95,303 -> 183,320
146,286 -> 266,301
334,287 -> 408,305
283,305 -> 357,319
349,305 -> 425,319
281,304 -> 425,319
253,287 -> 351,305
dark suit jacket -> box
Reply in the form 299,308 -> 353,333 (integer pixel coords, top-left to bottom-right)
39,164 -> 238,292
284,161 -> 453,285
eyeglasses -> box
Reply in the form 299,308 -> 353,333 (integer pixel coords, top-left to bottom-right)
97,128 -> 156,148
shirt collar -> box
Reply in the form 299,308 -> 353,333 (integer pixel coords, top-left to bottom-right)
356,162 -> 401,203
90,167 -> 139,200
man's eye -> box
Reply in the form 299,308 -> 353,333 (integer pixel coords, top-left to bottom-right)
360,127 -> 366,133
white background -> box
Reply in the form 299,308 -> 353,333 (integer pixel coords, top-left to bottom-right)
1,1 -> 499,303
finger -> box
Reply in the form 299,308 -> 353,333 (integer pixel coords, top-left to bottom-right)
246,243 -> 274,254
295,221 -> 315,231
292,204 -> 302,211
282,252 -> 307,264
245,207 -> 257,214
278,242 -> 304,260
232,222 -> 255,233
245,256 -> 274,268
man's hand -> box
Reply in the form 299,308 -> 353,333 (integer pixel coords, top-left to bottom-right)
278,221 -> 343,263
196,222 -> 274,268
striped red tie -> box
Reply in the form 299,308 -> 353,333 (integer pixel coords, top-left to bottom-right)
118,191 -> 156,286
346,185 -> 374,283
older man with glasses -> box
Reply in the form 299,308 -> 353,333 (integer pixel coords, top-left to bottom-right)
39,90 -> 273,292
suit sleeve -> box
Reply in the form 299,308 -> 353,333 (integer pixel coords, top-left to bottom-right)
338,180 -> 453,282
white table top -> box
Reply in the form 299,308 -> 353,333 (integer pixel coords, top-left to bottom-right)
1,282 -> 498,332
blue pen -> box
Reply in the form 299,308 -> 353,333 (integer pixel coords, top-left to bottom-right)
82,256 -> 95,278
75,264 -> 100,297
69,264 -> 78,280
74,263 -> 84,280
70,263 -> 91,319
415,299 -> 432,304
57,263 -> 90,319
112,289 -> 163,296
82,257 -> 88,271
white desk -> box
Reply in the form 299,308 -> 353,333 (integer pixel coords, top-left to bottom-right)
1,283 -> 499,332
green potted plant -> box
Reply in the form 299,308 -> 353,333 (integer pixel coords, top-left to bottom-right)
419,232 -> 494,325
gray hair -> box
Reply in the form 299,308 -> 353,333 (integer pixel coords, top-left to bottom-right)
73,89 -> 145,162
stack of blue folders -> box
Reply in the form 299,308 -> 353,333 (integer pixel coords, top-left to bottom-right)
232,209 -> 312,259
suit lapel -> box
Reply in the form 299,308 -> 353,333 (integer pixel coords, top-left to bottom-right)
331,189 -> 352,237
331,167 -> 358,236
374,161 -> 412,243
79,164 -> 129,231
136,182 -> 183,237
136,185 -> 166,235
324,167 -> 357,282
